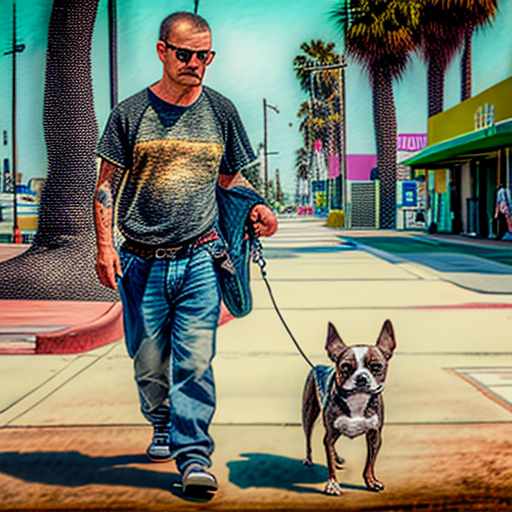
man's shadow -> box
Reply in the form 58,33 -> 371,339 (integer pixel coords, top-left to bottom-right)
0,451 -> 213,503
227,453 -> 369,494
0,450 -> 369,499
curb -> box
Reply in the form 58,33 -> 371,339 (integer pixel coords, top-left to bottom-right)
35,302 -> 124,355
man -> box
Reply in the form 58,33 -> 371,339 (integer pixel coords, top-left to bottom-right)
94,11 -> 277,494
495,183 -> 512,240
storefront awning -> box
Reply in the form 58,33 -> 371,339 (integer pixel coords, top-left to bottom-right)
403,119 -> 512,169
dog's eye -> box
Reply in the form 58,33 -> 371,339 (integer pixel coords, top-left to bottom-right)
369,362 -> 383,373
340,363 -> 353,374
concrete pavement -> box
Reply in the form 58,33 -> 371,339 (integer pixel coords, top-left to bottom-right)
341,229 -> 512,294
1,217 -> 512,510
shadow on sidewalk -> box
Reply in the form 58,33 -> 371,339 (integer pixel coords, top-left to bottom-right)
0,450 -> 214,503
227,453 -> 369,494
0,451 -> 174,489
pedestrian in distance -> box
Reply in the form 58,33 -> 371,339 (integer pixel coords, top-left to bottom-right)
495,182 -> 512,240
94,11 -> 277,495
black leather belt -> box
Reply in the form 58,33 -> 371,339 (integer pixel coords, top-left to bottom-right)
121,230 -> 219,259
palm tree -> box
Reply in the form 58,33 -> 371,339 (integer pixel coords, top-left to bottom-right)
332,0 -> 421,228
459,0 -> 498,101
0,0 -> 118,301
297,99 -> 331,151
417,0 -> 467,117
294,41 -> 340,104
417,0 -> 498,116
294,40 -> 342,208
295,147 -> 310,182
295,146 -> 311,206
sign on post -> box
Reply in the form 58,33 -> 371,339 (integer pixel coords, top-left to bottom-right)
401,181 -> 418,209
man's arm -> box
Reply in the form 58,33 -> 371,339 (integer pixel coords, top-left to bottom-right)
218,171 -> 255,191
218,171 -> 278,238
94,159 -> 124,290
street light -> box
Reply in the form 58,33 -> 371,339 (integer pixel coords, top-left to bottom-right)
263,98 -> 279,200
3,0 -> 26,243
296,56 -> 347,218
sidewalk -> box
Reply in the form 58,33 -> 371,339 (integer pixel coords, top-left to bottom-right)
1,218 -> 512,511
339,229 -> 512,294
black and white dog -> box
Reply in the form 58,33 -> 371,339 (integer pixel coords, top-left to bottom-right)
302,320 -> 396,496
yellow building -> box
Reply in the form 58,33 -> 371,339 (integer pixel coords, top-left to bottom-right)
405,77 -> 512,237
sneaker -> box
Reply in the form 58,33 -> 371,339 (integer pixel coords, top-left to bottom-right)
146,425 -> 171,462
182,463 -> 218,494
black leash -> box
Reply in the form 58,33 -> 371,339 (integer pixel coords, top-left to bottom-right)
251,239 -> 315,370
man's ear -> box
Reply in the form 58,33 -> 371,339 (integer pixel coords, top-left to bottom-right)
326,322 -> 347,362
376,320 -> 396,360
155,40 -> 167,64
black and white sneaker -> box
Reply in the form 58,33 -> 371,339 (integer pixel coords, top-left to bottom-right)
146,425 -> 171,462
182,463 -> 218,494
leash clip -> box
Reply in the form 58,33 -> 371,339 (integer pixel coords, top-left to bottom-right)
251,238 -> 267,277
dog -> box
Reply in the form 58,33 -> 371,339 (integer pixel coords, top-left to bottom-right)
302,319 -> 396,496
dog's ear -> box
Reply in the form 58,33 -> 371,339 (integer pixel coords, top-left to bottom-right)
376,319 -> 396,360
326,322 -> 347,362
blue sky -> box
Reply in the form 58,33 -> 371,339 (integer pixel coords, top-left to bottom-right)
1,0 -> 512,196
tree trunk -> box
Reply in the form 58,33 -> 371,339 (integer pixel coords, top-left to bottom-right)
372,66 -> 397,229
461,24 -> 473,102
427,57 -> 445,117
0,0 -> 118,302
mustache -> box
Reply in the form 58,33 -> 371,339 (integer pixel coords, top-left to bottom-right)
180,68 -> 201,77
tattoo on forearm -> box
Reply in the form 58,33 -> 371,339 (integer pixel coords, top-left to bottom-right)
97,187 -> 113,209
94,161 -> 124,243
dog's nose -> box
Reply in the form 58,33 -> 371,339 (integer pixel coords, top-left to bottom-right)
355,374 -> 369,387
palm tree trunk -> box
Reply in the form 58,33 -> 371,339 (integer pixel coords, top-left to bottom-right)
39,0 -> 99,243
460,24 -> 473,102
427,57 -> 445,117
0,0 -> 118,301
372,66 -> 397,229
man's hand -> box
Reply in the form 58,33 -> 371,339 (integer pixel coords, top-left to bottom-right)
250,204 -> 278,237
96,244 -> 122,291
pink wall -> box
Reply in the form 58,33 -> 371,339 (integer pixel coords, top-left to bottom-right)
346,154 -> 377,181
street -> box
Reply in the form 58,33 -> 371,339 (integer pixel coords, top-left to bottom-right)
1,217 -> 512,511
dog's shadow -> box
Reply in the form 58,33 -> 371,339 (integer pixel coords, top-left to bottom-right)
227,453 -> 369,494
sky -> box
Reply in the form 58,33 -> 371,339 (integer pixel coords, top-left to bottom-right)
1,0 -> 512,197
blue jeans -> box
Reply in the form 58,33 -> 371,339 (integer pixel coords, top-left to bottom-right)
117,244 -> 221,472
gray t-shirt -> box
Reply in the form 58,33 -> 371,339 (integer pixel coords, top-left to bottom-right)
97,86 -> 256,246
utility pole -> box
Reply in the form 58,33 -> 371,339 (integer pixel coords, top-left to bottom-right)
3,0 -> 26,243
275,169 -> 283,204
262,98 -> 279,201
108,0 -> 118,109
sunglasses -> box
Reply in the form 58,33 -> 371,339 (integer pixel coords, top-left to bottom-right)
162,41 -> 215,64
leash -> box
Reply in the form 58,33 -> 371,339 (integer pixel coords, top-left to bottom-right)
251,239 -> 315,370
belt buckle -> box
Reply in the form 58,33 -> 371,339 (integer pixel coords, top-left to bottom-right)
155,248 -> 175,259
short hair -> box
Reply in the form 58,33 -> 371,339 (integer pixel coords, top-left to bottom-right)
159,12 -> 211,41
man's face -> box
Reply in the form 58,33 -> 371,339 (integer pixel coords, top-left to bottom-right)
157,21 -> 213,89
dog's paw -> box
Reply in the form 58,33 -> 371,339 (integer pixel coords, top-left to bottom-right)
324,479 -> 343,496
365,476 -> 384,492
303,457 -> 313,467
